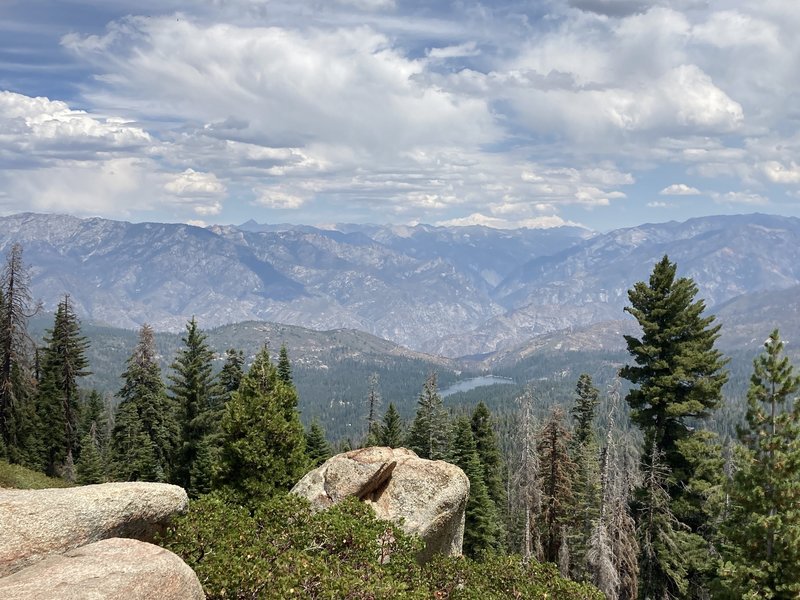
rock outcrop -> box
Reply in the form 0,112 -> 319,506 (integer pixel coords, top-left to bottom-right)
0,482 -> 189,576
292,446 -> 469,562
0,538 -> 204,600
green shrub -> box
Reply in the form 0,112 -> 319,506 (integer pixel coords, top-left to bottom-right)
163,493 -> 603,599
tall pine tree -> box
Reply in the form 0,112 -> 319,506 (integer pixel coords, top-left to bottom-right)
110,324 -> 176,482
376,403 -> 404,447
621,255 -> 728,529
168,317 -> 219,495
450,415 -> 504,557
36,295 -> 90,478
721,330 -> 800,597
0,243 -> 40,466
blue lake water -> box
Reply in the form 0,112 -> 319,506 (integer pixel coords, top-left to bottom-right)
440,375 -> 516,397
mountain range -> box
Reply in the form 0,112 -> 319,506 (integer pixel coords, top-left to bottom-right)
5,212 -> 800,358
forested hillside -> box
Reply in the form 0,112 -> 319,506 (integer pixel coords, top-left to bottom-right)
4,237 -> 800,598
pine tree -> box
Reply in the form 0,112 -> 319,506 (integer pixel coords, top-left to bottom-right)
537,406 -> 576,565
109,397 -> 160,481
449,415 -> 504,557
277,345 -> 292,384
0,243 -> 40,465
569,374 -> 601,582
36,295 -> 90,478
110,324 -> 176,481
376,403 -> 404,447
214,346 -> 307,503
364,373 -> 381,446
621,255 -> 728,530
471,401 -> 507,536
305,420 -> 332,467
169,317 -> 219,494
76,423 -> 104,485
218,348 -> 244,399
406,372 -> 449,460
721,330 -> 800,597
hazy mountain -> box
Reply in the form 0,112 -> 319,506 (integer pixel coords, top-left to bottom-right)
5,212 -> 800,357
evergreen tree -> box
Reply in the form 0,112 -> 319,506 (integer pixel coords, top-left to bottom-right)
218,348 -> 244,399
406,372 -> 449,460
110,324 -> 176,481
471,401 -> 507,529
169,317 -> 219,494
0,243 -> 40,465
621,255 -> 728,530
572,374 -> 599,448
75,423 -> 104,484
305,420 -> 332,467
364,373 -> 381,446
36,295 -> 90,478
537,406 -> 576,565
214,346 -> 307,503
569,374 -> 602,582
721,330 -> 800,597
376,403 -> 404,447
510,385 -> 543,563
450,415 -> 504,557
109,397 -> 160,481
277,345 -> 292,384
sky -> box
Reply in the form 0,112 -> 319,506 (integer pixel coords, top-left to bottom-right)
1,0 -> 799,231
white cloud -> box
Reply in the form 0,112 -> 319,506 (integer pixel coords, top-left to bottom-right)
647,200 -> 672,208
254,188 -> 307,209
761,161 -> 800,184
435,212 -> 580,229
164,168 -> 226,197
660,183 -> 700,195
711,191 -> 769,205
0,90 -> 151,160
427,42 -> 480,60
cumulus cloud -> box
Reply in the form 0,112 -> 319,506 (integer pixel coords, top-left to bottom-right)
761,161 -> 800,184
660,183 -> 700,195
0,90 -> 151,161
164,168 -> 226,197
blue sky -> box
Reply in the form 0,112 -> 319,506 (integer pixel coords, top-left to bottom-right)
1,0 -> 799,231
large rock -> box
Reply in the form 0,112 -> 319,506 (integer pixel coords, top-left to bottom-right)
292,447 -> 469,561
0,482 -> 188,576
0,537 -> 204,600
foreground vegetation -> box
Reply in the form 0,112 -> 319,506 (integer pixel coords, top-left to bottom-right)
163,493 -> 602,600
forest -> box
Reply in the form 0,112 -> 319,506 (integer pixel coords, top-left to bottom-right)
1,241 -> 798,599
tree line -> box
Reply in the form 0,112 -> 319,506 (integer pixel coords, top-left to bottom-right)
1,243 -> 798,598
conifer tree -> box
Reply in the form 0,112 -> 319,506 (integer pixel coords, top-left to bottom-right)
364,373 -> 381,446
721,330 -> 800,597
277,345 -> 292,384
621,255 -> 728,529
537,406 -> 576,565
109,398 -> 159,481
510,385 -> 543,563
0,243 -> 40,465
110,324 -> 176,481
215,346 -> 307,502
218,348 -> 244,398
76,423 -> 104,485
169,317 -> 219,494
407,372 -> 449,460
376,403 -> 404,447
572,374 -> 599,448
471,401 -> 507,536
305,420 -> 332,467
450,415 -> 503,557
36,295 -> 90,478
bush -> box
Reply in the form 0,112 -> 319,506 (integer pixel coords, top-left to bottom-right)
163,493 -> 603,599
0,459 -> 71,489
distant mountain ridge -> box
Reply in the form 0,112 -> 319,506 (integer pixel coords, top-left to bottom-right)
4,212 -> 800,357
